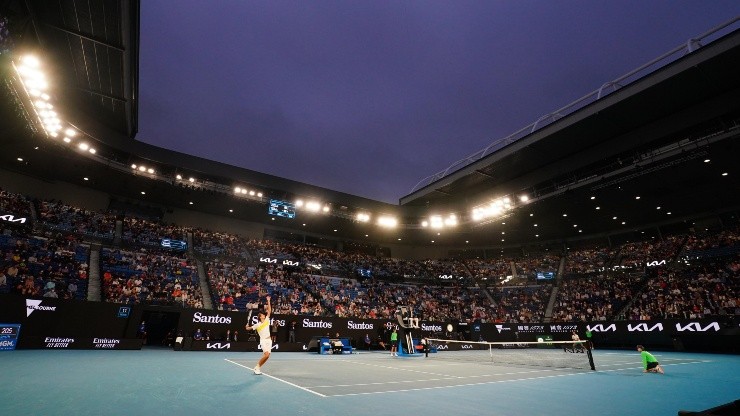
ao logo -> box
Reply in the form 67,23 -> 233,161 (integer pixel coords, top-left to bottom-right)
627,323 -> 663,332
675,322 -> 720,332
585,324 -> 616,332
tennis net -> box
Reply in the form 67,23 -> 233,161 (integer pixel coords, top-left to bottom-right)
425,339 -> 595,370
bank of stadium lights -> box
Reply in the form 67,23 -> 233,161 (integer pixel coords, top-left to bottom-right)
294,199 -> 329,214
472,197 -> 513,221
421,214 -> 458,229
12,56 -> 97,154
377,216 -> 398,228
232,186 -> 263,198
131,164 -> 155,174
175,175 -> 196,183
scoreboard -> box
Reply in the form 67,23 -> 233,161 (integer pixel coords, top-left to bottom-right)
0,324 -> 21,351
268,200 -> 296,219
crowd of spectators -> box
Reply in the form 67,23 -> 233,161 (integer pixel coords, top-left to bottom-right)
551,272 -> 644,322
0,188 -> 33,218
489,285 -> 552,323
465,257 -> 514,282
121,217 -> 191,248
619,234 -> 686,269
564,245 -> 616,276
100,247 -> 203,308
193,230 -> 252,258
3,189 -> 739,323
515,253 -> 561,277
37,200 -> 117,240
0,230 -> 89,299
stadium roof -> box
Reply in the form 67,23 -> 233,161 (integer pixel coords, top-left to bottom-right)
1,0 -> 139,137
1,4 -> 739,250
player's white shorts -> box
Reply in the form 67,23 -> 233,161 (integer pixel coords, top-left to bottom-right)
260,338 -> 273,353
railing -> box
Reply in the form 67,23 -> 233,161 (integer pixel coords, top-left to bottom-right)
410,17 -> 740,193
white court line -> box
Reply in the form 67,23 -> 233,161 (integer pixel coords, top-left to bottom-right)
307,368 -> 551,388
329,360 -> 709,397
336,359 -> 458,377
224,358 -> 327,398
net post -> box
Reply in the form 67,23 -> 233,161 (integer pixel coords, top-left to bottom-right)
586,345 -> 596,371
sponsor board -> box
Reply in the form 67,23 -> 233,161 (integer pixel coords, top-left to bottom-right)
44,337 -> 75,348
206,342 -> 231,350
549,324 -> 578,333
0,324 -> 21,351
26,299 -> 57,317
93,338 -> 121,349
192,312 -> 232,324
627,323 -> 664,332
0,214 -> 27,224
585,324 -> 616,332
302,319 -> 332,329
347,321 -> 373,330
675,322 -> 720,332
495,324 -> 512,333
516,325 -> 545,333
421,323 -> 442,332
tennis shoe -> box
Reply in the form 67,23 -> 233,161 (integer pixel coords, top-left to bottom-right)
254,366 -> 262,375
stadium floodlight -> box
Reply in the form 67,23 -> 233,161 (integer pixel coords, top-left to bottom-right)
305,201 -> 321,212
444,214 -> 458,226
63,137 -> 71,143
295,199 -> 304,208
88,148 -> 96,154
471,197 -> 514,221
248,190 -> 255,196
356,213 -> 371,222
241,189 -> 247,194
377,216 -> 398,228
147,168 -> 154,174
429,215 -> 444,229
421,220 -> 429,227
189,177 -> 195,183
176,175 -> 183,180
131,164 -> 137,169
22,55 -> 40,68
78,143 -> 89,151
519,195 -> 529,202
138,166 -> 146,172
257,192 -> 263,197
322,205 -> 330,213
65,128 -> 76,137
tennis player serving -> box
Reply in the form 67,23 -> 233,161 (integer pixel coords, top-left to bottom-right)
245,295 -> 272,375
637,344 -> 664,374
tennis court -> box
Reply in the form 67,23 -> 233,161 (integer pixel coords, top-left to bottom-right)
0,348 -> 737,415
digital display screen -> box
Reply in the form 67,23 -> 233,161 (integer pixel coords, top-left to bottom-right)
357,268 -> 372,278
268,200 -> 296,218
536,272 -> 555,280
161,239 -> 188,251
0,324 -> 21,350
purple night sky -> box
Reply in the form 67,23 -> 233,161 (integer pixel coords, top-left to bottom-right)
136,1 -> 740,204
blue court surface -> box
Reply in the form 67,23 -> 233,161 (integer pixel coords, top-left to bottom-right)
0,348 -> 737,416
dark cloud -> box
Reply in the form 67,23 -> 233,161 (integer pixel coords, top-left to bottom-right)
137,0 -> 740,203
